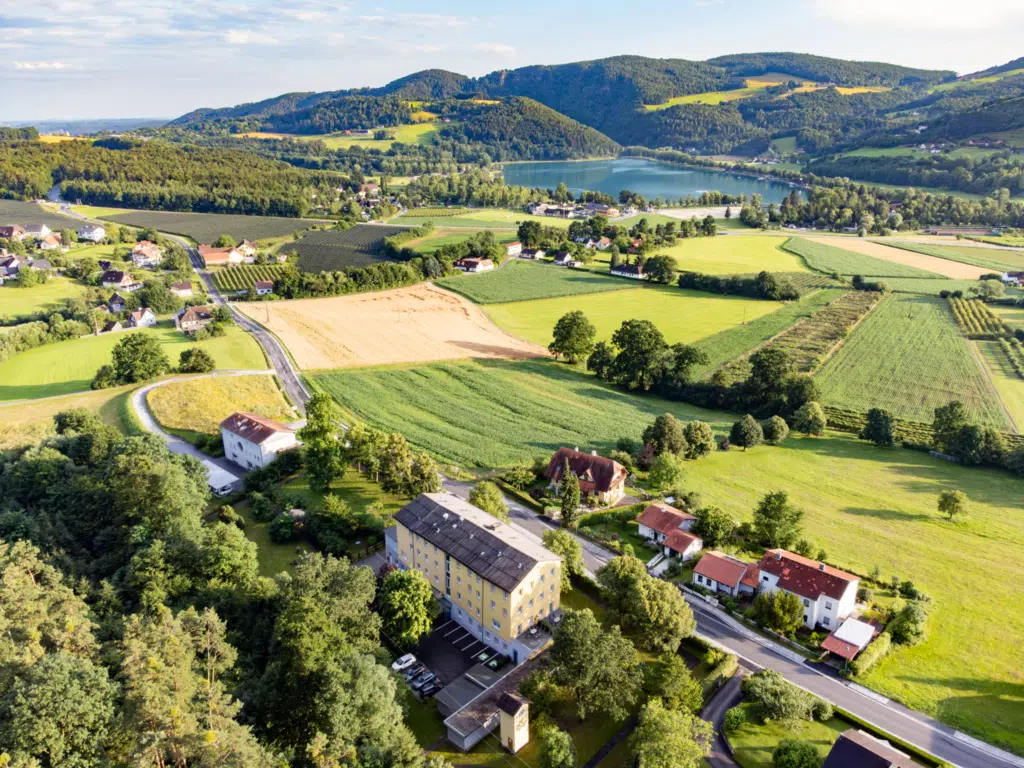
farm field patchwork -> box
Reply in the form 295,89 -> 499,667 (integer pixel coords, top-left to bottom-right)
718,290 -> 879,383
691,288 -> 845,379
682,434 -> 1024,754
661,235 -> 807,275
409,229 -> 517,255
0,324 -> 266,402
437,260 -> 629,304
146,374 -> 294,437
484,285 -> 783,348
0,277 -> 86,321
879,278 -> 1003,297
212,265 -> 288,292
239,122 -> 439,151
99,211 -> 319,243
311,359 -> 733,468
0,384 -> 136,450
887,241 -> 1024,272
992,304 -> 1024,330
280,225 -> 406,272
814,294 -> 1010,428
783,237 -> 942,278
0,199 -> 83,229
235,284 -> 545,370
808,237 -> 992,279
644,73 -> 820,109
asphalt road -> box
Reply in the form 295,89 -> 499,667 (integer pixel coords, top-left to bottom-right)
164,235 -> 312,415
701,670 -> 746,768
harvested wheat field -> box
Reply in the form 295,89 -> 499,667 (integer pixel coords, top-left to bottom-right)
806,237 -> 988,279
236,284 -> 548,369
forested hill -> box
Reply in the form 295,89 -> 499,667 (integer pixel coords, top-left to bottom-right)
370,69 -> 471,99
709,52 -> 952,86
440,98 -> 619,160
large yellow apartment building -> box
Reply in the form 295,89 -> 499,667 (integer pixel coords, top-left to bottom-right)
387,493 -> 562,664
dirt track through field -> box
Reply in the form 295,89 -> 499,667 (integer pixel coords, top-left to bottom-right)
235,284 -> 548,370
806,237 -> 989,279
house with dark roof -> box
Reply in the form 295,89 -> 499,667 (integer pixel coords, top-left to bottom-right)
520,248 -> 546,260
637,502 -> 702,561
108,292 -> 127,313
169,281 -> 193,298
822,729 -> 915,768
175,305 -> 214,334
692,551 -> 760,597
101,270 -> 134,289
758,549 -> 860,631
388,493 -> 562,666
610,263 -> 645,280
219,412 -> 299,470
545,447 -> 627,505
0,225 -> 26,240
552,250 -> 577,267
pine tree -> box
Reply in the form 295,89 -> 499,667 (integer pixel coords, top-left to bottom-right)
560,458 -> 581,529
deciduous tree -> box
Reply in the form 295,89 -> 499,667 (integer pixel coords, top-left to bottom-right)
549,310 -> 597,364
378,569 -> 438,647
938,489 -> 968,520
470,481 -> 509,522
643,413 -> 687,456
730,414 -> 763,450
648,452 -> 686,491
860,407 -> 895,446
299,392 -> 345,491
753,590 -> 804,634
752,491 -> 803,548
793,402 -> 826,435
692,506 -> 735,549
629,698 -> 712,768
539,726 -> 577,768
542,529 -> 584,592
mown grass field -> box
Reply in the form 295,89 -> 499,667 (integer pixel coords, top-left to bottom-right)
0,324 -> 266,401
783,238 -> 941,278
397,208 -> 574,230
312,359 -> 733,468
0,199 -> 82,229
0,384 -> 136,450
239,123 -> 439,151
437,260 -> 629,304
888,241 -> 1024,272
815,294 -> 1010,427
727,703 -> 848,768
0,277 -> 86,321
147,374 -> 293,436
71,204 -> 134,219
683,434 -> 1024,755
644,73 -> 819,109
691,288 -> 845,379
484,285 -> 783,348
213,265 -> 288,292
661,235 -> 807,275
880,277 -> 999,297
99,211 -> 318,243
409,229 -> 517,255
975,340 -> 1024,430
993,304 -> 1024,330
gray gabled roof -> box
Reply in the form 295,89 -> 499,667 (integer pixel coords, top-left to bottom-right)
394,493 -> 558,592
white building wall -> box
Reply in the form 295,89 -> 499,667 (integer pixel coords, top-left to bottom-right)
221,427 -> 298,470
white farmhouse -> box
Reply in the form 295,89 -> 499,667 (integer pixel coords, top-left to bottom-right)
220,412 -> 300,470
757,549 -> 859,631
77,225 -> 107,243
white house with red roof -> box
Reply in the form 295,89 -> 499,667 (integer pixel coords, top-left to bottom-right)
637,502 -> 702,562
220,412 -> 299,470
757,549 -> 859,631
692,551 -> 760,596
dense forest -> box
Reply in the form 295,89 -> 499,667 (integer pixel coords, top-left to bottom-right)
807,152 -> 1024,197
709,52 -> 952,87
0,421 -> 431,768
0,139 -> 341,216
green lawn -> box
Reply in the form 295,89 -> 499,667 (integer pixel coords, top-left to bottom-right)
235,502 -> 314,578
993,304 -> 1024,330
0,277 -> 87,321
0,324 -> 266,401
684,435 -> 1024,755
880,278 -> 1000,297
658,235 -> 807,275
68,243 -> 122,261
283,470 -> 408,517
438,260 -> 631,304
975,340 -> 1024,430
411,230 -> 518,255
484,286 -> 783,348
312,359 -> 734,469
71,205 -> 135,219
397,208 -> 574,230
728,703 -> 847,768
815,294 -> 1011,428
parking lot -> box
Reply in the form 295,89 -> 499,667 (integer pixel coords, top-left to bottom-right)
414,620 -> 507,686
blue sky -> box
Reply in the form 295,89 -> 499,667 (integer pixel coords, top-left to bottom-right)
3,0 -> 1023,121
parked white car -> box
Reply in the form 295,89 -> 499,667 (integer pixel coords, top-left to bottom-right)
391,654 -> 417,672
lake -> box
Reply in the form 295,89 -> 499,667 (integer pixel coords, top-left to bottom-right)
502,157 -> 799,202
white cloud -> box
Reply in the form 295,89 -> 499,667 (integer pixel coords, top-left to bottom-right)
13,61 -> 69,70
811,0 -> 1024,30
473,43 -> 516,56
224,29 -> 279,45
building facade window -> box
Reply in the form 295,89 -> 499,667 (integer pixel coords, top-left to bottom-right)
825,601 -> 833,610
822,617 -> 830,626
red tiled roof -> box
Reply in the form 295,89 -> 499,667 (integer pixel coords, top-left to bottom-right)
171,281 -> 192,291
178,306 -> 213,325
820,634 -> 860,661
758,549 -> 858,602
740,563 -> 761,588
693,551 -> 754,588
664,529 -> 701,555
545,448 -> 626,494
637,502 -> 694,536
219,412 -> 294,446
255,280 -> 273,289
